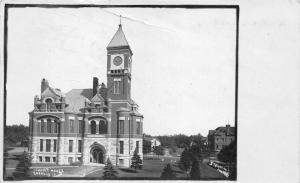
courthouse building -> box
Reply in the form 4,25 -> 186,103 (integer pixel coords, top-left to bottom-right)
28,24 -> 144,167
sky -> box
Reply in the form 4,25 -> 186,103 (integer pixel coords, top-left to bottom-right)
6,7 -> 236,136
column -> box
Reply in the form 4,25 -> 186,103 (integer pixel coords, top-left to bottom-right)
82,118 -> 89,164
57,118 -> 64,165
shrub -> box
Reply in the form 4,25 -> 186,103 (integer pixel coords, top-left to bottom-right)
102,158 -> 118,179
131,148 -> 143,170
160,163 -> 177,180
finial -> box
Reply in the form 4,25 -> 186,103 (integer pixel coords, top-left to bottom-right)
119,15 -> 122,27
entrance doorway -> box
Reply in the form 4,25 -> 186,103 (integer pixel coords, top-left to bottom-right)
90,146 -> 104,164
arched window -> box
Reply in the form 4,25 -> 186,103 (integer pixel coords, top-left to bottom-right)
45,98 -> 53,112
90,120 -> 96,134
54,119 -> 58,133
99,120 -> 107,134
47,118 -> 52,133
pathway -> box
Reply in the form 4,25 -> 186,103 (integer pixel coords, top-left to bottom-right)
55,165 -> 103,177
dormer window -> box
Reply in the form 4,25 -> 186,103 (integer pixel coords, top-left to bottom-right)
45,98 -> 53,112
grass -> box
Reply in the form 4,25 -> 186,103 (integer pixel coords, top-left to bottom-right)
4,147 -> 226,180
86,156 -> 187,179
86,156 -> 226,180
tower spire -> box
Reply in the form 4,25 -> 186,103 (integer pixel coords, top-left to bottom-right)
119,15 -> 122,27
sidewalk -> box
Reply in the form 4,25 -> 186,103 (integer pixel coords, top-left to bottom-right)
56,165 -> 103,177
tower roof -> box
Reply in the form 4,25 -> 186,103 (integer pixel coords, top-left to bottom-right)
107,24 -> 130,49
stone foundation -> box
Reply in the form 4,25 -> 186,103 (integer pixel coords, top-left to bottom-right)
29,136 -> 143,167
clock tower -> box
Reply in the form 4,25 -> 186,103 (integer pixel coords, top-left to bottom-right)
107,24 -> 132,101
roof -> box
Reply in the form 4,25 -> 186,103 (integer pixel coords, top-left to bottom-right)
209,130 -> 215,135
65,89 -> 93,112
208,126 -> 235,136
41,86 -> 65,97
130,99 -> 139,106
131,111 -> 143,117
107,25 -> 130,48
116,107 -> 130,112
91,93 -> 104,102
51,87 -> 65,97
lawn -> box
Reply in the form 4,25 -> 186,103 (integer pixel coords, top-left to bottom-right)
4,146 -> 28,179
4,149 -> 226,180
86,156 -> 186,179
85,156 -> 225,180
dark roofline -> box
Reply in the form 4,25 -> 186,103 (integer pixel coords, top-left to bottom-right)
106,46 -> 133,55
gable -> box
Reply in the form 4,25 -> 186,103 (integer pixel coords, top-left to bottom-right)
91,94 -> 104,103
41,87 -> 57,98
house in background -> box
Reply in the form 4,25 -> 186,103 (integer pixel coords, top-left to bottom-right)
143,135 -> 161,150
207,124 -> 235,152
150,138 -> 161,150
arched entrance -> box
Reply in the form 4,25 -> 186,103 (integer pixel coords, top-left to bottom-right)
90,145 -> 105,164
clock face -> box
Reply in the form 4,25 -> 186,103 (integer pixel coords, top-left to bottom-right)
113,56 -> 123,66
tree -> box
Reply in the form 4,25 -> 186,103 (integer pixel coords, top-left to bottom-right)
131,148 -> 143,171
102,158 -> 118,179
179,148 -> 192,177
190,144 -> 202,160
153,145 -> 164,158
5,125 -> 29,147
160,163 -> 177,180
217,141 -> 236,179
4,148 -> 9,179
190,157 -> 201,180
143,139 -> 152,154
23,151 -> 32,177
12,151 -> 32,179
217,141 -> 236,163
4,148 -> 8,166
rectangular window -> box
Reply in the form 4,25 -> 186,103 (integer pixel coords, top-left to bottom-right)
45,157 -> 50,162
79,121 -> 83,134
53,157 -> 56,163
78,140 -> 82,153
136,122 -> 140,134
46,139 -> 51,152
47,120 -> 52,133
70,120 -> 74,133
40,139 -> 43,152
54,120 -> 58,133
53,139 -> 57,152
69,140 -> 73,153
68,157 -> 73,164
136,141 -> 139,153
39,156 -> 43,162
41,120 -> 44,133
77,157 -> 81,162
120,141 -> 124,154
114,80 -> 121,94
119,120 -> 124,134
119,159 -> 124,166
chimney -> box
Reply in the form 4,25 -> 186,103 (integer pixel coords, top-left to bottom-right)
93,77 -> 99,96
41,78 -> 49,94
100,83 -> 107,99
34,95 -> 39,104
226,124 -> 230,135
